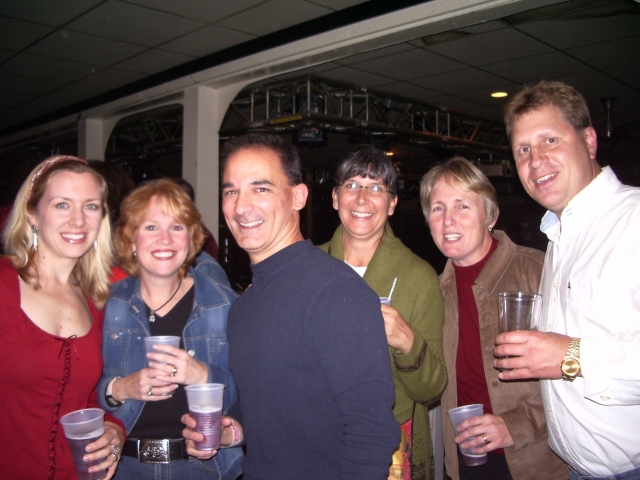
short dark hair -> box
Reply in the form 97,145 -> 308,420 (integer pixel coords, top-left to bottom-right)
504,80 -> 592,140
334,145 -> 398,196
222,133 -> 302,186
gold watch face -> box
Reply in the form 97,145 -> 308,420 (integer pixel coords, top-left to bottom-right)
562,357 -> 580,376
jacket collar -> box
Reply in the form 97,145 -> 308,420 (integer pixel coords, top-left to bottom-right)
440,230 -> 516,296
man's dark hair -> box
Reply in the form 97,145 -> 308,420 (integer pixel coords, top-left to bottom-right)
335,145 -> 398,196
222,133 -> 303,186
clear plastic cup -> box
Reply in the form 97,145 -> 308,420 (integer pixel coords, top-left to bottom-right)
498,292 -> 541,333
60,408 -> 106,480
185,384 -> 225,450
447,404 -> 487,467
144,335 -> 181,365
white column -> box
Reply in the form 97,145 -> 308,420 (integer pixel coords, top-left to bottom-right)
182,84 -> 246,243
78,118 -> 105,161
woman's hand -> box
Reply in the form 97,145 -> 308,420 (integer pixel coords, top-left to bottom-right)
148,344 -> 209,386
111,368 -> 178,402
381,304 -> 415,355
84,422 -> 125,479
181,414 -> 244,458
454,414 -> 514,454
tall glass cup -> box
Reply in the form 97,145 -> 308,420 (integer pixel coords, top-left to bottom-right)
185,383 -> 225,450
60,408 -> 106,480
498,292 -> 541,333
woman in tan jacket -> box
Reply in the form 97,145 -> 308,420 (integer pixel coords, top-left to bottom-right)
420,157 -> 567,480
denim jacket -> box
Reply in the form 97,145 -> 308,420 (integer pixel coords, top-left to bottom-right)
97,253 -> 242,477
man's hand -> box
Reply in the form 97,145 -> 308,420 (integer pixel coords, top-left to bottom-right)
494,331 -> 572,380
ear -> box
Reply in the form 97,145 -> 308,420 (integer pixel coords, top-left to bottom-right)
387,195 -> 398,217
584,126 -> 598,160
26,212 -> 37,228
331,187 -> 339,211
292,183 -> 308,212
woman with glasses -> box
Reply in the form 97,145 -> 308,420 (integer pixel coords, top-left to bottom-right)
319,145 -> 447,480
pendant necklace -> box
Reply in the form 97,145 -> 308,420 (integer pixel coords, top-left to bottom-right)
148,279 -> 182,323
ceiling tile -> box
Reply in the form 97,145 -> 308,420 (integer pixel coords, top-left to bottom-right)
125,0 -> 266,23
410,68 -> 507,95
552,70 -> 632,95
0,0 -> 103,26
217,0 -> 332,36
68,1 -> 205,47
319,65 -> 393,87
455,20 -> 506,35
162,25 -> 256,57
0,16 -> 54,51
427,94 -> 483,112
0,91 -> 31,110
306,0 -> 368,9
27,30 -> 147,67
457,84 -> 522,106
516,2 -> 640,49
375,82 -> 441,101
77,68 -> 146,89
334,43 -> 415,66
566,35 -> 640,69
355,49 -> 467,81
0,73 -> 65,96
0,53 -> 93,83
606,62 -> 640,87
46,83 -> 109,102
0,48 -> 16,63
482,52 -> 590,83
116,49 -> 196,74
425,28 -> 553,67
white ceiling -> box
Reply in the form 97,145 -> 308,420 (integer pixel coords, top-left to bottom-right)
0,0 -> 639,141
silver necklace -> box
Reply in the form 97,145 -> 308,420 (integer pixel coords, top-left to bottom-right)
148,279 -> 182,323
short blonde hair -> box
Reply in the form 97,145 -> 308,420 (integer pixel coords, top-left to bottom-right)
115,179 -> 204,278
2,156 -> 113,308
420,156 -> 499,227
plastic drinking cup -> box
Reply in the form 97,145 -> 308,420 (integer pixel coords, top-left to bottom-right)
447,404 -> 487,467
498,292 -> 541,333
185,383 -> 225,450
144,335 -> 181,365
380,297 -> 392,306
60,408 -> 106,480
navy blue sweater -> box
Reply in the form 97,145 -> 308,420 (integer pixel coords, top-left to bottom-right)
228,240 -> 399,480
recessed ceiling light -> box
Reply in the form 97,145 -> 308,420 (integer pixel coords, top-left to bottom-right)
385,151 -> 394,156
491,92 -> 508,98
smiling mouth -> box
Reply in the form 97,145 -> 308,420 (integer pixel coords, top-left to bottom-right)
152,251 -> 176,259
351,211 -> 372,218
444,234 -> 462,241
536,172 -> 557,184
239,220 -> 264,228
62,233 -> 86,243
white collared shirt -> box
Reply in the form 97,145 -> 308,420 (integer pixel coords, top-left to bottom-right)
539,166 -> 640,476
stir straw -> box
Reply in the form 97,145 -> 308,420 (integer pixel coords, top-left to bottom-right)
388,277 -> 398,301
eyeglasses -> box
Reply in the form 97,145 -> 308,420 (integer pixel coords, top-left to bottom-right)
340,181 -> 391,196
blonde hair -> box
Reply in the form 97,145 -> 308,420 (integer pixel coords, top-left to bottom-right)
2,156 -> 113,308
115,179 -> 204,278
420,156 -> 499,228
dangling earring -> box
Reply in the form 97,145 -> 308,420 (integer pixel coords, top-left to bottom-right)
94,240 -> 98,251
488,226 -> 493,233
32,225 -> 38,251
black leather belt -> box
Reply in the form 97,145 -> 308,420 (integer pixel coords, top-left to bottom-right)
123,438 -> 189,463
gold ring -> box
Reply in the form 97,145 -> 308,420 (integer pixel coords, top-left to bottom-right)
147,387 -> 153,396
171,366 -> 178,377
482,434 -> 489,444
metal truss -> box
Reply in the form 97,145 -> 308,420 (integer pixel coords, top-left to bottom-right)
221,76 -> 510,155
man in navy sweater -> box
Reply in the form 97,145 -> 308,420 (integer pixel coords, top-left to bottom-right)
183,133 -> 399,480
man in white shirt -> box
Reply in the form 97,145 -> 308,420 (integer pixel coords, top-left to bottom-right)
494,80 -> 640,480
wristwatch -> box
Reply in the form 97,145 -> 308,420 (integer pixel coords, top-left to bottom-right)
105,377 -> 123,407
560,338 -> 581,381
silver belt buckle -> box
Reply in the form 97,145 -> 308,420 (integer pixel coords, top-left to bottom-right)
138,439 -> 170,464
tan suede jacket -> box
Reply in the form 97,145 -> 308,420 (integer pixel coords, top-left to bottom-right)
439,230 -> 568,480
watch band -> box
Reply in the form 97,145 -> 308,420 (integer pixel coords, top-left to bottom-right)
561,338 -> 581,381
105,376 -> 124,407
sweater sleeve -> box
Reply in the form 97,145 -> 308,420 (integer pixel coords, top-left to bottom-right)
392,264 -> 447,405
310,272 -> 399,480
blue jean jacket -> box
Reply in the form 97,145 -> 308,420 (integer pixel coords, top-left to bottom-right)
98,253 -> 242,479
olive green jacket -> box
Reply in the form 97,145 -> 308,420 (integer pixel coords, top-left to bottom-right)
320,223 -> 447,480
439,230 -> 568,480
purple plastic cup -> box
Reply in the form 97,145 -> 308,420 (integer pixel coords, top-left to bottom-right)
60,408 -> 106,480
185,384 -> 225,450
447,404 -> 488,467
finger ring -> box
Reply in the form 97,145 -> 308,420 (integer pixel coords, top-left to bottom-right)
482,434 -> 489,444
171,366 -> 178,377
112,445 -> 119,455
147,387 -> 153,396
109,452 -> 118,460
